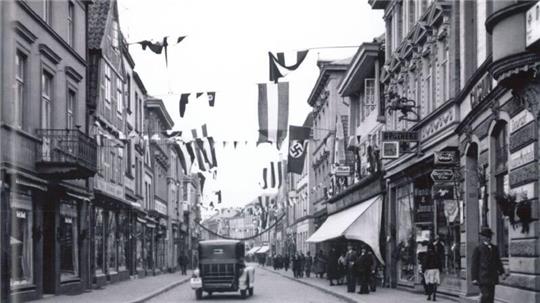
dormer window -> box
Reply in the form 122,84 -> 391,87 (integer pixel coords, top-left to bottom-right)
112,21 -> 119,50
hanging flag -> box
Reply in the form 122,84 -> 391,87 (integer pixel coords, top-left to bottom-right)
277,160 -> 283,188
270,162 -> 276,188
269,50 -> 309,83
162,130 -> 182,138
216,190 -> 222,204
185,142 -> 196,165
195,139 -> 211,168
198,172 -> 206,193
207,92 -> 216,107
179,93 -> 190,118
207,137 -> 218,167
196,92 -> 204,98
223,141 -> 227,148
192,141 -> 206,171
257,82 -> 289,148
261,168 -> 268,189
177,36 -> 186,44
288,125 -> 311,174
233,141 -> 238,149
178,144 -> 188,174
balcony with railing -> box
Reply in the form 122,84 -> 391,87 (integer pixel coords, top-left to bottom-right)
35,129 -> 97,179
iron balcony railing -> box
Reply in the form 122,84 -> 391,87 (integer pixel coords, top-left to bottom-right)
36,128 -> 98,174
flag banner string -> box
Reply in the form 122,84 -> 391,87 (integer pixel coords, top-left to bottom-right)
195,213 -> 286,241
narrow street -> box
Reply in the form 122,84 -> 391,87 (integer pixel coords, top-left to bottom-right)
148,266 -> 348,303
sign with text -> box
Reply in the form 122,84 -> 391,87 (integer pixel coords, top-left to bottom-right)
382,131 -> 418,142
432,184 -> 455,200
431,169 -> 455,182
434,151 -> 458,165
335,165 -> 351,176
414,187 -> 433,223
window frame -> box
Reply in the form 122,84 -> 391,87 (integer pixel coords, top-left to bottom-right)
67,1 -> 75,47
15,51 -> 27,129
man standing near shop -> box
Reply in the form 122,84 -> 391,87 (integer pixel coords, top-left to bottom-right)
472,227 -> 507,303
345,245 -> 358,293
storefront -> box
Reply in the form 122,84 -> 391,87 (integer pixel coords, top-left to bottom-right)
135,216 -> 146,277
307,174 -> 385,264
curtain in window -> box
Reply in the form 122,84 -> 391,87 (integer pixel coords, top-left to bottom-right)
10,208 -> 33,286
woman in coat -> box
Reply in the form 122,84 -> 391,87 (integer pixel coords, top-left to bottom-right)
327,248 -> 340,286
314,250 -> 327,278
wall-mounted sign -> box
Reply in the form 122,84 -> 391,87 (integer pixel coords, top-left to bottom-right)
431,169 -> 455,182
469,73 -> 493,109
526,2 -> 540,48
432,184 -> 455,200
510,110 -> 534,133
434,151 -> 458,165
510,143 -> 535,170
335,165 -> 351,176
382,141 -> 399,159
414,187 -> 433,223
382,131 -> 418,142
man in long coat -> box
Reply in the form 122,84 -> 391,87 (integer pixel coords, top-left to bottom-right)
472,227 -> 507,303
344,245 -> 358,292
356,246 -> 373,294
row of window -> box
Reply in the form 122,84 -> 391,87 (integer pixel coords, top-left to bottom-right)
14,52 -> 78,131
42,0 -> 76,49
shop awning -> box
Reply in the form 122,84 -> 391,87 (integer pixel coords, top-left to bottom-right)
246,246 -> 261,255
256,246 -> 270,254
306,195 -> 384,264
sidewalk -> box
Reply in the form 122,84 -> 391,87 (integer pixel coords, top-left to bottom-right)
34,270 -> 192,303
259,265 -> 456,303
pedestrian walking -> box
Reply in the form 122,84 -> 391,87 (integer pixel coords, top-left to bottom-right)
292,253 -> 300,278
338,252 -> 346,285
344,245 -> 357,292
305,251 -> 313,278
327,248 -> 339,286
368,250 -> 378,292
422,243 -> 441,301
284,254 -> 290,272
314,250 -> 327,278
299,252 -> 306,278
472,227 -> 507,303
356,246 -> 372,294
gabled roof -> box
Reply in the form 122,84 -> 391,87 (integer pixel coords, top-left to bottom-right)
338,41 -> 382,96
307,58 -> 351,107
88,0 -> 120,50
145,98 -> 174,129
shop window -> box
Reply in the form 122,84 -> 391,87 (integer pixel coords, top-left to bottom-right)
145,228 -> 153,270
491,122 -> 509,259
10,204 -> 33,287
136,222 -> 144,270
118,212 -> 128,271
95,208 -> 104,273
396,184 -> 415,282
107,212 -> 117,273
60,202 -> 79,281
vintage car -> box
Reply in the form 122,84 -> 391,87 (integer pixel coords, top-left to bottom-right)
190,239 -> 255,300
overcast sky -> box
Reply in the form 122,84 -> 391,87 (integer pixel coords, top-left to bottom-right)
117,0 -> 385,217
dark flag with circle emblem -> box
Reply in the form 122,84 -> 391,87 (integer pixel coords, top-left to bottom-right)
287,125 -> 311,174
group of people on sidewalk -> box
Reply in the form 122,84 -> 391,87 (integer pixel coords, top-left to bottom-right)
270,244 -> 382,296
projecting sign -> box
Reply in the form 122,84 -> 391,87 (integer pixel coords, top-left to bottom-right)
382,142 -> 399,159
431,169 -> 455,182
432,184 -> 455,200
335,165 -> 352,176
434,151 -> 458,165
382,131 -> 419,142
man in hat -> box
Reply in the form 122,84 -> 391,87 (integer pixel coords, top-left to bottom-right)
471,227 -> 507,303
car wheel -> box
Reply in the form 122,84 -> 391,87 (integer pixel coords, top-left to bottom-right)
195,289 -> 203,300
240,289 -> 247,298
248,287 -> 254,296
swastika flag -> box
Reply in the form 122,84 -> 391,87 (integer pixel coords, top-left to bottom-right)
287,125 -> 311,174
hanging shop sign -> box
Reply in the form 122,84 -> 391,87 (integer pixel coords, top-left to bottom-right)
382,131 -> 419,142
382,141 -> 399,159
434,151 -> 458,165
432,184 -> 455,200
335,165 -> 352,176
431,169 -> 455,182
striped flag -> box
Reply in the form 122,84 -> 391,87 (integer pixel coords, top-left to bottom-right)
257,82 -> 289,149
260,161 -> 284,190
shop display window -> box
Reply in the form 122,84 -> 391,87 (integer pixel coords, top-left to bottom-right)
396,184 -> 415,282
118,212 -> 128,270
107,212 -> 117,273
95,208 -> 104,273
10,204 -> 33,287
136,222 -> 144,270
60,202 -> 79,281
145,228 -> 153,269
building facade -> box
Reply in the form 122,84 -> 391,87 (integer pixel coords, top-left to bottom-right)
1,0 -> 96,300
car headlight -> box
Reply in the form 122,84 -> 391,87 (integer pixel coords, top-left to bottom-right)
192,269 -> 200,278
